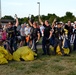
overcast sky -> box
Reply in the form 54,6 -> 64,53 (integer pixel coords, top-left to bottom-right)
1,0 -> 76,18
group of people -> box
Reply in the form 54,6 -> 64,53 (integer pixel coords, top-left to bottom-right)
39,18 -> 76,56
0,16 -> 76,56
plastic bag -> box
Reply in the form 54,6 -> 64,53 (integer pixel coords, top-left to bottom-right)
13,46 -> 37,61
0,58 -> 8,64
0,46 -> 12,64
63,48 -> 70,54
56,45 -> 62,55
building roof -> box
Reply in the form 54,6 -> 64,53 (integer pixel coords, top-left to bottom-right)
0,19 -> 15,23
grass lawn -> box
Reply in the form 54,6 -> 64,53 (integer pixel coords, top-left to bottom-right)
0,48 -> 76,75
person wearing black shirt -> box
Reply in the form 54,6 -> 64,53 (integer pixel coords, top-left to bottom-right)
39,17 -> 52,55
53,22 -> 64,55
64,21 -> 73,53
29,21 -> 40,53
65,21 -> 73,40
6,17 -> 19,54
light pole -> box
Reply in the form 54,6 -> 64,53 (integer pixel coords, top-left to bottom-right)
28,14 -> 31,21
37,2 -> 40,17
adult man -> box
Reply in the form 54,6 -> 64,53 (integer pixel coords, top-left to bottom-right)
39,17 -> 52,55
65,21 -> 73,53
6,16 -> 19,54
53,22 -> 64,55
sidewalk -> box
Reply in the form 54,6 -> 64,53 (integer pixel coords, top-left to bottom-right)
37,44 -> 42,49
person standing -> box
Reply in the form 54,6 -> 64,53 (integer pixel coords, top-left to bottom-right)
19,24 -> 26,47
39,17 -> 52,55
24,24 -> 31,46
65,21 -> 73,53
29,20 -> 41,53
73,24 -> 76,51
53,22 -> 64,55
6,16 -> 19,54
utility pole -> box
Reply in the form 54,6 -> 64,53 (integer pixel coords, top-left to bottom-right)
37,2 -> 40,18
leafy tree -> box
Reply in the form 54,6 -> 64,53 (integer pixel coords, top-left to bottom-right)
1,12 -> 76,24
23,17 -> 28,23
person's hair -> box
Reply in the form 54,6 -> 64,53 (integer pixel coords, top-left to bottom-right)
33,22 -> 37,26
8,22 -> 13,25
45,20 -> 49,23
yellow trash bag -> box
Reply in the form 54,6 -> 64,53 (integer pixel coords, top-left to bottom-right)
13,46 -> 26,61
50,45 -> 54,51
64,29 -> 68,34
20,46 -> 37,61
13,51 -> 21,61
13,46 -> 37,61
21,47 -> 37,56
0,53 -> 8,64
56,45 -> 62,55
25,53 -> 35,61
13,46 -> 28,61
21,52 -> 34,61
0,52 -> 4,59
0,46 -> 13,64
0,58 -> 8,64
63,48 -> 70,54
0,46 -> 13,61
0,46 -> 8,55
5,52 -> 13,60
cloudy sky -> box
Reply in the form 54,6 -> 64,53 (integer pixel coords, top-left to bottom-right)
1,0 -> 76,18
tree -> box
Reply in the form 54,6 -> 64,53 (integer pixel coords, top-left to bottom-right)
1,12 -> 76,24
23,17 -> 28,23
49,14 -> 57,24
66,12 -> 73,17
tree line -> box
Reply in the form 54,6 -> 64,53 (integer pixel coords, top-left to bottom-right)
1,12 -> 76,25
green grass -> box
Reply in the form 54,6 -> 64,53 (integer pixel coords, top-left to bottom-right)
0,49 -> 76,75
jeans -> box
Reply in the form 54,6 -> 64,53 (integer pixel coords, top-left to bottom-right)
32,38 -> 37,53
42,37 -> 50,55
53,38 -> 64,55
8,37 -> 17,54
50,36 -> 55,46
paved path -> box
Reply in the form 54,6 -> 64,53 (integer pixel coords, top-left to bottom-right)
37,45 -> 42,49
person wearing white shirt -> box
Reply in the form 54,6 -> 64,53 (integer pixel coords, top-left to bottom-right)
24,24 -> 31,46
24,24 -> 31,36
19,24 -> 26,47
